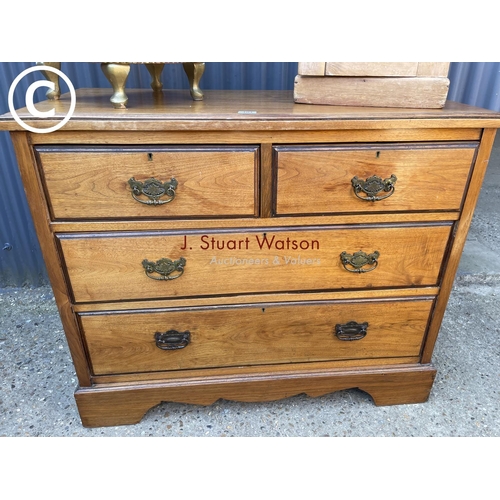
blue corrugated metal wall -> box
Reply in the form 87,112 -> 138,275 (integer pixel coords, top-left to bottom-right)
448,62 -> 500,111
0,62 -> 499,286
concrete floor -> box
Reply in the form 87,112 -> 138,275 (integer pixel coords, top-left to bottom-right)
1,136 -> 499,437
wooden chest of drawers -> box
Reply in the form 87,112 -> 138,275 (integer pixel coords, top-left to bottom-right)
2,89 -> 499,427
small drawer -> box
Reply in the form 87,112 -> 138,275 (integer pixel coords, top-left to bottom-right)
36,145 -> 259,219
58,224 -> 451,303
79,297 -> 434,375
273,143 -> 477,215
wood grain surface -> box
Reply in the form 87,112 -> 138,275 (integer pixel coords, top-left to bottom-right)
37,145 -> 259,219
274,143 -> 477,214
58,224 -> 452,303
75,364 -> 437,427
80,298 -> 433,375
294,77 -> 450,109
326,62 -> 419,76
2,90 -> 500,132
322,62 -> 450,77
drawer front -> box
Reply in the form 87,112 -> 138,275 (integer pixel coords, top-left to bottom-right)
80,298 -> 433,375
36,146 -> 259,219
59,224 -> 451,303
274,143 -> 477,215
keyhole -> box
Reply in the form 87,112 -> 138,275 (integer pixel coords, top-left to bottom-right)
148,153 -> 153,161
376,151 -> 380,158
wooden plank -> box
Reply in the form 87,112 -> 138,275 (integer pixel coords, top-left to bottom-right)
417,62 -> 450,77
294,76 -> 450,108
326,62 -> 418,76
91,357 -> 423,385
49,211 -> 460,234
260,143 -> 273,217
298,62 -> 325,75
323,62 -> 450,77
72,287 -> 440,313
27,128 -> 484,145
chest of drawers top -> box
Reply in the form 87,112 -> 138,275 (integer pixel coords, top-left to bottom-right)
2,88 -> 500,134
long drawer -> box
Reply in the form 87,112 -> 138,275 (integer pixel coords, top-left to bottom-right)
79,297 -> 434,375
273,143 -> 477,215
58,224 -> 452,303
36,145 -> 259,219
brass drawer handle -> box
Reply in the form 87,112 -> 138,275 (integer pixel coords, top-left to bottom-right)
128,177 -> 178,205
351,174 -> 397,201
335,321 -> 368,341
155,329 -> 191,350
142,257 -> 186,280
340,250 -> 379,273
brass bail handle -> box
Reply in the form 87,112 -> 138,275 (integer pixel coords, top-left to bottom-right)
351,174 -> 397,202
142,257 -> 186,280
155,330 -> 191,350
340,250 -> 379,273
335,321 -> 368,341
128,177 -> 178,205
